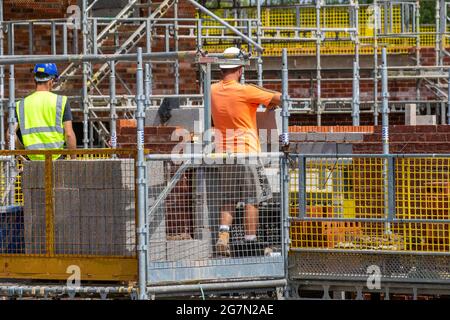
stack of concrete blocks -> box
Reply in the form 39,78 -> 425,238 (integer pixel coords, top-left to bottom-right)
22,159 -> 135,256
147,161 -> 212,262
406,104 -> 437,125
22,162 -> 46,254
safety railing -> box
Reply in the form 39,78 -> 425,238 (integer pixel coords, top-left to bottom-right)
145,152 -> 287,285
200,4 -> 450,56
0,148 -> 138,281
289,153 -> 450,254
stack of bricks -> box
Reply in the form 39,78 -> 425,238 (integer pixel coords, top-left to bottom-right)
22,159 -> 136,256
116,119 -> 186,154
116,119 -> 195,237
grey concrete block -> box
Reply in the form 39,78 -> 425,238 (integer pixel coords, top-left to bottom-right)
325,133 -> 346,142
23,189 -> 46,254
54,188 -> 81,254
337,143 -> 353,154
405,104 -> 417,125
289,133 -> 308,142
120,159 -> 135,190
343,133 -> 364,142
22,161 -> 45,189
416,115 -> 437,125
294,142 -> 353,154
146,107 -> 203,133
77,188 -> 136,256
193,228 -> 211,242
54,161 -> 85,189
53,160 -> 135,190
306,133 -> 327,141
148,241 -> 167,262
146,160 -> 165,187
166,239 -> 211,261
112,215 -> 135,256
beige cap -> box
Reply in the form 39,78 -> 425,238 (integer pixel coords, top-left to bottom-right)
219,47 -> 242,69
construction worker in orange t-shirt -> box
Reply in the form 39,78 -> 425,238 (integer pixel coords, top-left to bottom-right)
211,47 -> 281,256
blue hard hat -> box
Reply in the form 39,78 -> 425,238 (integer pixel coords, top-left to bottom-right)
33,63 -> 59,82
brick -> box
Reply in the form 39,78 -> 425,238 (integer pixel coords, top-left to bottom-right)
425,133 -> 445,142
120,127 -> 138,135
117,134 -> 135,144
437,125 -> 450,133
415,125 -> 437,133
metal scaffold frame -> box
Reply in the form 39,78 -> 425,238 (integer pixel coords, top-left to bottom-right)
0,0 -> 449,300
2,0 -> 450,135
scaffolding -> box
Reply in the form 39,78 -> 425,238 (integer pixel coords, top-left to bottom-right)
0,0 -> 450,300
2,1 -> 450,142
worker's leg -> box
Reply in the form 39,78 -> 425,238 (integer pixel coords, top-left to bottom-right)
216,204 -> 235,256
219,204 -> 234,228
244,204 -> 259,239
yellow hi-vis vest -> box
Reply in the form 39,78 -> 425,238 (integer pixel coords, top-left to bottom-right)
16,91 -> 67,161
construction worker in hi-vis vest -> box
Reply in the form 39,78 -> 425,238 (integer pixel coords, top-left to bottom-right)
13,63 -> 77,160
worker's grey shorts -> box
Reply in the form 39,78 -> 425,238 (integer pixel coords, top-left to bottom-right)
213,161 -> 272,206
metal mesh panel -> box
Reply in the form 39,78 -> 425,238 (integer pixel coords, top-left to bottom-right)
396,158 -> 450,252
290,252 -> 450,283
200,4 -> 434,56
289,155 -> 450,254
0,150 -> 136,258
146,154 -> 284,284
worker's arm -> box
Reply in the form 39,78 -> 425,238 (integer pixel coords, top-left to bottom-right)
246,84 -> 281,110
267,92 -> 282,110
6,123 -> 24,150
63,121 -> 77,159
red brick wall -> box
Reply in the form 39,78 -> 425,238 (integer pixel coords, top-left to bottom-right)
354,125 -> 450,154
4,0 -> 199,99
116,119 -> 193,236
289,113 -> 405,126
4,1 -> 447,102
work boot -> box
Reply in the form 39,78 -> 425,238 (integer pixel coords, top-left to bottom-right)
215,231 -> 231,257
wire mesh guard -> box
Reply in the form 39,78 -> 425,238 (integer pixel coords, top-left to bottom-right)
289,156 -> 450,254
146,154 -> 284,283
291,251 -> 450,283
200,4 -> 441,56
0,151 -> 136,257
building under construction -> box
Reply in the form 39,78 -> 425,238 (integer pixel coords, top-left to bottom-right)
0,0 -> 449,300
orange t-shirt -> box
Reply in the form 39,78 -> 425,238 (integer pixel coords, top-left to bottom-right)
211,80 -> 275,153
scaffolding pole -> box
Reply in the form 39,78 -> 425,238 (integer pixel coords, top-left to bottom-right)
135,47 -> 148,301
186,0 -> 263,53
382,47 -> 389,155
415,0 -> 421,103
145,5 -> 153,104
82,0 -> 89,149
448,68 -> 450,125
316,0 -> 322,126
110,61 -> 117,150
174,0 -> 180,94
373,0 -> 379,125
0,0 -> 4,150
381,47 -> 391,235
280,48 -> 290,298
256,0 -> 263,87
352,60 -> 360,126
